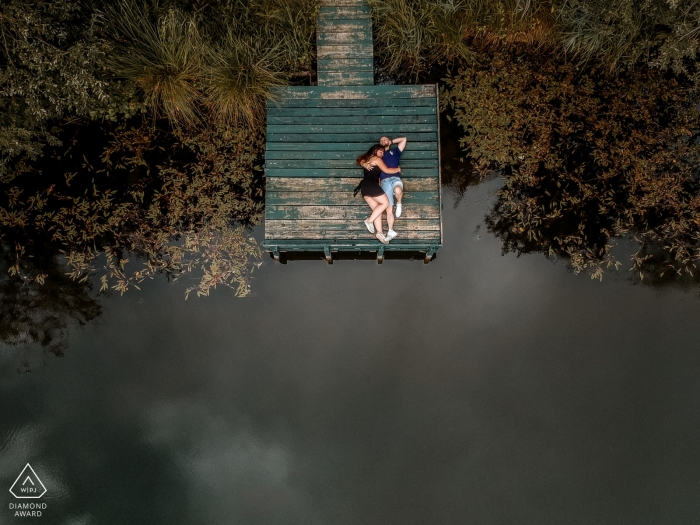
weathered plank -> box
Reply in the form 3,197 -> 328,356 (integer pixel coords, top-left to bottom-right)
318,22 -> 370,33
267,124 -> 437,134
265,204 -> 440,220
264,239 -> 440,247
319,6 -> 370,18
265,141 -> 436,151
316,57 -> 374,70
320,0 -> 367,6
265,159 -> 438,169
267,132 -> 437,143
318,71 -> 374,86
266,191 -> 438,206
267,115 -> 435,125
272,85 -> 436,99
267,219 -> 440,232
266,177 -> 438,192
265,167 -> 438,177
265,228 -> 441,241
268,98 -> 436,108
267,105 -> 435,117
318,32 -> 372,44
317,45 -> 373,59
265,150 -> 438,160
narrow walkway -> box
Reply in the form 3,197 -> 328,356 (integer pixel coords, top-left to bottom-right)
263,0 -> 443,263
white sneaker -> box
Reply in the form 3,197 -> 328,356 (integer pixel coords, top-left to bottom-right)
385,229 -> 398,241
395,203 -> 402,218
375,232 -> 389,244
364,218 -> 375,234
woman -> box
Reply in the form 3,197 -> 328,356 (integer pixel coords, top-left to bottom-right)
355,145 -> 401,244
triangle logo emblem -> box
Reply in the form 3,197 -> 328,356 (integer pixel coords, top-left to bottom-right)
9,464 -> 47,499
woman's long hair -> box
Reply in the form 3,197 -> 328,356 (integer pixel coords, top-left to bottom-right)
356,144 -> 383,167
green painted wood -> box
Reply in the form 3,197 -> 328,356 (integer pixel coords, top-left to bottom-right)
267,105 -> 435,117
267,219 -> 440,233
266,159 -> 437,169
320,0 -> 367,6
267,115 -> 435,125
265,150 -> 437,160
316,58 -> 374,70
265,229 -> 441,241
317,46 -> 373,59
318,78 -> 374,87
317,32 -> 372,44
265,177 -> 438,192
318,22 -> 369,33
265,167 -> 438,177
318,71 -> 374,86
267,132 -> 437,142
271,85 -> 436,99
319,6 -> 370,18
264,1 -> 442,258
266,191 -> 438,206
263,240 -> 441,248
265,204 -> 440,220
265,141 -> 436,151
268,98 -> 436,108
267,124 -> 437,133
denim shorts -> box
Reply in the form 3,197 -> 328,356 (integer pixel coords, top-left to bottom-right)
380,176 -> 404,207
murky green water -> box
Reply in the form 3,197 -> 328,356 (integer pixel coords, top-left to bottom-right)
1,177 -> 700,524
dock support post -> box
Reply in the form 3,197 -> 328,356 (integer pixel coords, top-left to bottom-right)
272,247 -> 280,262
377,246 -> 385,264
424,246 -> 436,264
324,246 -> 333,265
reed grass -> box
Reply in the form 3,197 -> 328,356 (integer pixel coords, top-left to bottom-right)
368,0 -> 554,79
104,0 -> 318,127
105,2 -> 203,126
206,34 -> 286,126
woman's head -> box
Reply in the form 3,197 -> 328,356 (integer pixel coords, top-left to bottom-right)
356,144 -> 384,167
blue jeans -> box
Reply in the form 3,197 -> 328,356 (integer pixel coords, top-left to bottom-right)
380,177 -> 403,207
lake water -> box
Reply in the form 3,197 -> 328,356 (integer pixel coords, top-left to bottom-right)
1,176 -> 700,524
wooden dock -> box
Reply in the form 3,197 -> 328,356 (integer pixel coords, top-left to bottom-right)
262,0 -> 443,263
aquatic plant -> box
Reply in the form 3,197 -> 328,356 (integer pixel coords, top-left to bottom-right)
206,34 -> 286,126
442,54 -> 700,280
558,0 -> 700,83
105,2 -> 204,126
368,0 -> 553,79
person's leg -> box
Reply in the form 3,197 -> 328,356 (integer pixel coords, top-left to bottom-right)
385,201 -> 394,231
381,178 -> 395,207
368,194 -> 389,233
394,185 -> 403,204
363,196 -> 380,232
393,181 -> 404,217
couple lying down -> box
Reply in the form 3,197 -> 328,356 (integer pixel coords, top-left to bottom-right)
356,136 -> 407,245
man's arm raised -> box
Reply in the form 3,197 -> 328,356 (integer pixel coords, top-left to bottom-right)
393,137 -> 407,152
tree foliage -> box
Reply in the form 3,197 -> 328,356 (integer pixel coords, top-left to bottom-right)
0,0 -> 113,173
442,55 -> 700,279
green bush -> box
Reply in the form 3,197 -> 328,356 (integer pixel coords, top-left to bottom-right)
442,54 -> 700,279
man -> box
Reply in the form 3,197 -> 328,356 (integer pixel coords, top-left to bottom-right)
379,136 -> 406,225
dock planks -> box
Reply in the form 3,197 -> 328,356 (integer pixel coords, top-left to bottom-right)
262,0 -> 443,263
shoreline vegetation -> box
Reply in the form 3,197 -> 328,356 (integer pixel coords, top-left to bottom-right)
1,0 -> 699,308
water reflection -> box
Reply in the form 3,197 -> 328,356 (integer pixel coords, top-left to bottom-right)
0,243 -> 101,368
1,181 -> 700,524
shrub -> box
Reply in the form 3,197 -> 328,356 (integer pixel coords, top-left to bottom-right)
442,54 -> 700,279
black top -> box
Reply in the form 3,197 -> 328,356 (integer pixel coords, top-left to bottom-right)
360,165 -> 385,198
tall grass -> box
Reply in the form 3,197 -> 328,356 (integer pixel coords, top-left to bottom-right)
368,0 -> 553,80
207,35 -> 286,126
104,0 -> 318,127
106,3 -> 203,126
557,0 -> 700,77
